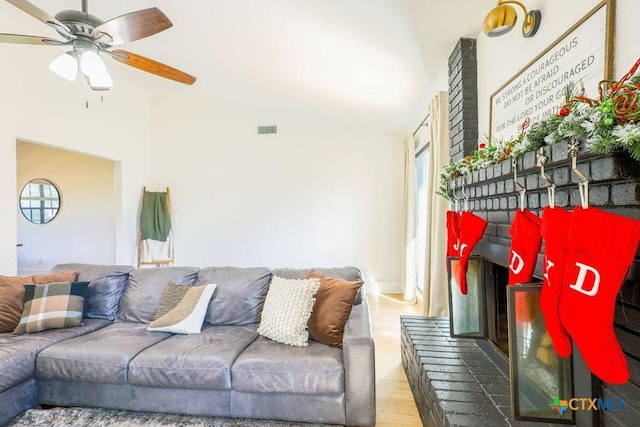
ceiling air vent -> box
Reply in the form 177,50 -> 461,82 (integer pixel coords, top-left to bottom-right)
257,125 -> 277,134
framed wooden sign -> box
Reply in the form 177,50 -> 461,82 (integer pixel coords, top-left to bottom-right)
489,0 -> 615,142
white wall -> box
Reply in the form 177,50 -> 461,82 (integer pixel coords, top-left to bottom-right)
150,101 -> 404,290
477,0 -> 634,139
0,44 -> 152,274
0,27 -> 406,288
16,143 -> 116,275
611,0 -> 640,78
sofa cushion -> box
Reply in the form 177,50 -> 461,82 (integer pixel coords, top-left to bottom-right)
117,267 -> 200,323
147,283 -> 216,334
129,325 -> 258,390
272,267 -> 364,304
232,335 -> 344,394
51,263 -> 135,321
257,276 -> 320,347
0,270 -> 78,333
197,267 -> 271,326
306,271 -> 364,348
36,322 -> 171,384
0,319 -> 110,391
13,282 -> 90,336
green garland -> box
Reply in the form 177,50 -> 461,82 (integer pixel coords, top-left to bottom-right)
437,61 -> 640,201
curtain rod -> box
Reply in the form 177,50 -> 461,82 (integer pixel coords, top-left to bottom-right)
412,113 -> 430,137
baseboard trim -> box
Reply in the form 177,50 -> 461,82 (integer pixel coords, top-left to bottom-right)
373,281 -> 401,294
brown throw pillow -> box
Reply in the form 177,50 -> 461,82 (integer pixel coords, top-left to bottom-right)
0,270 -> 78,333
306,271 -> 364,348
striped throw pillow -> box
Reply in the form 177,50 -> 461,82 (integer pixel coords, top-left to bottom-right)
13,281 -> 89,336
147,282 -> 217,334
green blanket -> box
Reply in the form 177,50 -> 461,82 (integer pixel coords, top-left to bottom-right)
140,192 -> 171,242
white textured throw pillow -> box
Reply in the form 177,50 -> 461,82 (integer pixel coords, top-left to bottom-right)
147,283 -> 217,334
257,276 -> 321,346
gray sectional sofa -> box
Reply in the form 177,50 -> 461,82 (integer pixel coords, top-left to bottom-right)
0,263 -> 375,426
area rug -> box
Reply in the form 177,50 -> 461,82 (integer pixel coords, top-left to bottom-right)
7,406 -> 339,427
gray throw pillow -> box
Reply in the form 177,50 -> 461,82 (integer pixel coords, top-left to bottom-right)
197,267 -> 271,326
117,267 -> 200,323
51,264 -> 135,321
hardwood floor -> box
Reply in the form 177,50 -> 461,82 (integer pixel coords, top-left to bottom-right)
368,293 -> 423,427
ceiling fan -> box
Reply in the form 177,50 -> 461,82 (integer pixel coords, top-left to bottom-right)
0,0 -> 196,90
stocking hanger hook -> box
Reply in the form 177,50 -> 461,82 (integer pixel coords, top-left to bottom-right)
512,157 -> 526,211
569,138 -> 589,208
450,180 -> 459,213
536,147 -> 556,208
461,176 -> 469,212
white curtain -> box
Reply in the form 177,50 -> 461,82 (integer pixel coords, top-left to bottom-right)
400,134 -> 417,303
422,91 -> 451,317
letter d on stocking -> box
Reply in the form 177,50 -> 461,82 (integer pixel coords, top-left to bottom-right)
569,262 -> 601,296
509,251 -> 524,275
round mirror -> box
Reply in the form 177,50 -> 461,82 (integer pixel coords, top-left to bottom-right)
19,178 -> 61,224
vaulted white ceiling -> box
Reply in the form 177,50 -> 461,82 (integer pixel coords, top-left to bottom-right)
0,0 -> 497,134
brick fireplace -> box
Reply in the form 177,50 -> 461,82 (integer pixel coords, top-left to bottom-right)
400,38 -> 640,427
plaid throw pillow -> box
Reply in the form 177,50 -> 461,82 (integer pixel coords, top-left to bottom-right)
13,282 -> 89,336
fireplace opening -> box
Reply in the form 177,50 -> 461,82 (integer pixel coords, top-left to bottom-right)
486,262 -> 510,357
475,257 -> 576,422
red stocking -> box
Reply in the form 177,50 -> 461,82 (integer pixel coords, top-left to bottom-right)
558,207 -> 640,384
508,209 -> 542,324
446,211 -> 461,276
446,211 -> 461,258
539,206 -> 573,357
508,209 -> 542,285
457,211 -> 488,295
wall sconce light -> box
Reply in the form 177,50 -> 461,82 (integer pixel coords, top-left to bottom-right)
483,0 -> 541,38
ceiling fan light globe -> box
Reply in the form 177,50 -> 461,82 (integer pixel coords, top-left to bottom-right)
49,52 -> 78,82
80,49 -> 106,77
88,68 -> 113,91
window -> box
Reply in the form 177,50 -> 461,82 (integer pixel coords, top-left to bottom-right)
415,145 -> 430,297
19,179 -> 61,224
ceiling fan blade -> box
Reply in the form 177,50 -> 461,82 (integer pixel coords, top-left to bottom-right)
110,49 -> 196,85
93,8 -> 172,46
0,33 -> 64,45
6,0 -> 71,35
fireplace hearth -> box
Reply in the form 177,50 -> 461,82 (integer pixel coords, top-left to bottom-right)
401,316 -> 514,427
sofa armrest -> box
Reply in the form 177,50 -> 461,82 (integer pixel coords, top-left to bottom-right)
342,293 -> 375,427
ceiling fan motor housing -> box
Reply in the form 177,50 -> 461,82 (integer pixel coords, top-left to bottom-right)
54,10 -> 103,40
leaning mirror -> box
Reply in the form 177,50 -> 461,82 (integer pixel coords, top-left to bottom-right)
19,178 -> 61,224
